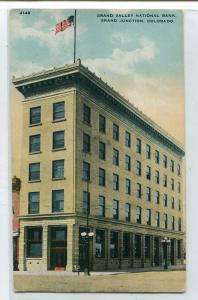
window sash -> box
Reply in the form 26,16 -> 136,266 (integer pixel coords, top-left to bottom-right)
29,135 -> 40,152
83,104 -> 91,123
53,102 -> 65,120
53,160 -> 64,179
53,131 -> 64,149
30,107 -> 41,125
52,190 -> 64,212
99,169 -> 105,186
29,163 -> 40,181
99,115 -> 106,133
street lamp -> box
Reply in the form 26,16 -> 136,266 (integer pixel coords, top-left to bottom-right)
161,237 -> 171,270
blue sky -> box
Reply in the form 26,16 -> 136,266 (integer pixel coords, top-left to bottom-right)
10,9 -> 184,142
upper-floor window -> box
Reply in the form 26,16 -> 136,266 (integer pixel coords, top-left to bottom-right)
29,134 -> 40,153
99,168 -> 105,186
52,159 -> 64,179
113,199 -> 119,220
146,209 -> 151,225
136,206 -> 141,224
113,123 -> 119,141
125,178 -> 131,195
178,199 -> 181,211
125,131 -> 131,148
83,133 -> 91,153
146,165 -> 151,180
178,182 -> 181,193
113,173 -> 119,191
155,150 -> 159,164
146,187 -> 151,202
98,195 -> 105,217
125,155 -> 131,171
163,213 -> 168,229
53,102 -> 65,121
99,114 -> 106,133
155,211 -> 160,227
171,196 -> 175,209
170,159 -> 174,172
113,148 -> 119,166
163,174 -> 167,187
155,190 -> 160,204
136,160 -> 141,176
171,216 -> 175,230
163,193 -> 167,207
146,144 -> 151,159
171,178 -> 174,191
178,218 -> 182,231
136,183 -> 142,198
82,191 -> 90,214
163,155 -> 167,168
30,106 -> 41,125
155,170 -> 159,184
52,189 -> 64,212
136,138 -> 141,154
177,164 -> 181,176
53,131 -> 64,149
125,203 -> 131,222
99,141 -> 106,160
29,163 -> 40,181
83,104 -> 91,124
28,192 -> 40,214
27,227 -> 42,258
82,161 -> 90,181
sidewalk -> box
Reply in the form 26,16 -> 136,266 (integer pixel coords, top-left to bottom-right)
14,264 -> 186,277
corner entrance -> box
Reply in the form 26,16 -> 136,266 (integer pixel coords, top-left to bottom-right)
49,226 -> 67,270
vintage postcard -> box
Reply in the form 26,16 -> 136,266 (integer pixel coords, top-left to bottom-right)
11,9 -> 185,293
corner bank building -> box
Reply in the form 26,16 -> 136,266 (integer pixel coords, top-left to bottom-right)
13,59 -> 185,272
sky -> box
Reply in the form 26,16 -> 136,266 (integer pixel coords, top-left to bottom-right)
10,9 -> 184,175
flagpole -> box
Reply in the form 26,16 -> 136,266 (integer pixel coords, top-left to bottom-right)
74,10 -> 77,63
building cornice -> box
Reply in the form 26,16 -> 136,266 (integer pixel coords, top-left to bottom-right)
13,59 -> 184,157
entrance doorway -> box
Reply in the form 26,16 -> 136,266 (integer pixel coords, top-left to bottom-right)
154,237 -> 160,266
49,227 -> 67,270
170,239 -> 175,265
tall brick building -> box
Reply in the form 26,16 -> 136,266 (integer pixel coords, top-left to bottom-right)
13,59 -> 185,271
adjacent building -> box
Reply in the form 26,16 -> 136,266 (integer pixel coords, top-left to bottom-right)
13,59 -> 185,272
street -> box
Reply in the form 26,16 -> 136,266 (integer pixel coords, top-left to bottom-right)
14,270 -> 186,293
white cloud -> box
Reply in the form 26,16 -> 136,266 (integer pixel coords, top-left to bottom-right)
111,32 -> 133,44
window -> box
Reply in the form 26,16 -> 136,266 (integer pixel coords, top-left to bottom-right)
113,123 -> 119,141
30,106 -> 41,125
155,190 -> 160,204
178,182 -> 181,193
136,160 -> 141,176
146,144 -> 151,159
145,236 -> 151,258
52,160 -> 64,179
163,193 -> 167,207
146,209 -> 151,225
125,155 -> 131,171
134,235 -> 141,258
28,192 -> 39,214
110,231 -> 118,258
178,199 -> 181,211
177,164 -> 181,176
29,135 -> 40,153
177,240 -> 181,259
82,161 -> 90,181
99,141 -> 106,160
163,213 -> 168,229
53,131 -> 64,149
136,183 -> 142,198
123,232 -> 130,258
178,218 -> 182,231
113,199 -> 119,219
27,227 -> 42,257
98,196 -> 105,217
113,148 -> 119,166
146,187 -> 151,202
83,133 -> 91,153
170,160 -> 174,172
125,203 -> 131,222
125,178 -> 131,195
171,197 -> 175,208
52,190 -> 64,212
83,104 -> 91,124
171,216 -> 175,230
113,174 -> 119,191
125,131 -> 131,148
155,170 -> 159,184
146,165 -> 151,180
163,174 -> 167,187
53,102 -> 65,120
29,163 -> 40,181
82,191 -> 90,214
171,178 -> 174,191
163,155 -> 167,168
99,168 -> 105,186
99,114 -> 106,133
136,138 -> 141,154
155,150 -> 159,164
155,211 -> 160,227
136,206 -> 141,224
95,230 -> 105,258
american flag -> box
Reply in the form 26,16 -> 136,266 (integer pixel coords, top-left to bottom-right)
55,16 -> 74,35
